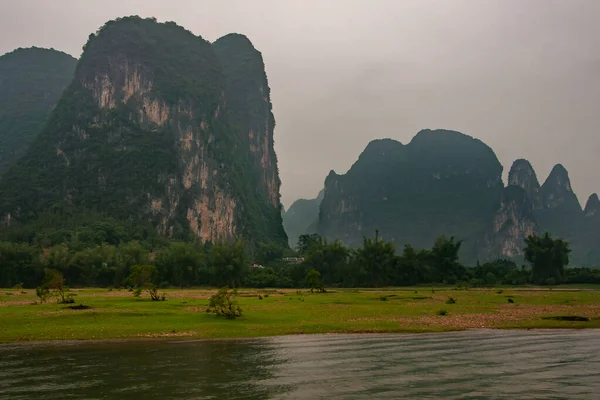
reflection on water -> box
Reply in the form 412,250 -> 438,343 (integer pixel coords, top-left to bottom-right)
1,330 -> 600,399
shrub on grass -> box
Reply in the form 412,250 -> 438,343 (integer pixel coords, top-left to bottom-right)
437,310 -> 448,316
446,297 -> 457,304
206,287 -> 242,319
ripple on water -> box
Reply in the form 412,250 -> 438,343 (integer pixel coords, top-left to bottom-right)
0,330 -> 599,399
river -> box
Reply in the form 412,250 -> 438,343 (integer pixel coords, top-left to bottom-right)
1,330 -> 599,399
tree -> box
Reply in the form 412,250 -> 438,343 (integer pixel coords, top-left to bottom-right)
354,230 -> 396,287
209,240 -> 248,288
524,233 -> 571,284
154,242 -> 206,286
306,268 -> 324,293
297,233 -> 323,254
127,265 -> 165,301
429,236 -> 465,284
38,268 -> 74,304
303,239 -> 349,285
206,287 -> 242,319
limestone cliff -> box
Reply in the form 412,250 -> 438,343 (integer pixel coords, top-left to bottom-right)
0,17 -> 287,245
213,34 -> 281,209
480,185 -> 537,260
507,159 -> 542,209
317,130 -> 504,261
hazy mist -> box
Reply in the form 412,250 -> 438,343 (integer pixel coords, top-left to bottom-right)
1,0 -> 598,208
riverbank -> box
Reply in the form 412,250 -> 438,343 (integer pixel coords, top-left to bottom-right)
1,287 -> 600,343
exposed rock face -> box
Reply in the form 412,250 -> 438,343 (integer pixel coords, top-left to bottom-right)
213,34 -> 281,208
310,129 -> 599,264
318,130 -> 504,261
507,159 -> 542,209
0,17 -> 286,245
282,189 -> 324,247
539,164 -> 581,212
0,47 -> 76,175
481,186 -> 537,260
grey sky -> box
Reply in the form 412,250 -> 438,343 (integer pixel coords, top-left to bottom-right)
1,0 -> 598,208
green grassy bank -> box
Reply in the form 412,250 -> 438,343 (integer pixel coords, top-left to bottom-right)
1,287 -> 600,343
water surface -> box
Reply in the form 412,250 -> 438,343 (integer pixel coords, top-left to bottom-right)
1,330 -> 599,399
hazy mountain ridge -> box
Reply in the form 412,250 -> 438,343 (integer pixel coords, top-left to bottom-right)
0,47 -> 76,175
309,129 -> 599,265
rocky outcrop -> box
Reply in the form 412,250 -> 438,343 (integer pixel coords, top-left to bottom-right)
481,185 -> 537,259
317,130 -> 504,261
0,17 -> 287,246
539,164 -> 582,212
507,159 -> 542,209
213,34 -> 281,209
308,130 -> 600,264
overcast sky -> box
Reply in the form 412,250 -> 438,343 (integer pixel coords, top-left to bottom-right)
1,0 -> 599,207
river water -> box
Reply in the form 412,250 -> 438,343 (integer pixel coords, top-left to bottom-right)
1,330 -> 599,399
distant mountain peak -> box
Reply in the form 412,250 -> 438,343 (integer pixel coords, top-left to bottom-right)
584,193 -> 600,217
508,159 -> 540,190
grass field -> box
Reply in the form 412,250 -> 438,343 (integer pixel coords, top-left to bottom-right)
1,286 -> 600,343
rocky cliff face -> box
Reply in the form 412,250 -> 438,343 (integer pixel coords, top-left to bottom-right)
0,17 -> 286,245
480,185 -> 537,260
318,130 -> 504,261
0,47 -> 76,175
539,164 -> 582,213
213,34 -> 281,209
507,159 -> 542,209
310,129 -> 599,264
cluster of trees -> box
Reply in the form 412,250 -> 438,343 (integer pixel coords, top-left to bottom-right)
0,239 -> 253,289
0,224 -> 590,289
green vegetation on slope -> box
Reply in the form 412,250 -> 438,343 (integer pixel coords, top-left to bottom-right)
0,16 -> 287,246
318,130 -> 504,262
0,47 -> 76,175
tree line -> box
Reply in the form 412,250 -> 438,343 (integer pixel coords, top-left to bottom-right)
0,225 -> 594,289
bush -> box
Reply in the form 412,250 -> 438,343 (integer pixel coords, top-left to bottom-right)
206,287 -> 242,319
437,309 -> 448,316
36,286 -> 50,303
446,297 -> 457,304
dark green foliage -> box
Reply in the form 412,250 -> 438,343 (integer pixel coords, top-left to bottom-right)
318,130 -> 504,263
127,264 -> 165,301
243,266 -> 293,288
524,233 -> 571,284
209,240 -> 248,288
0,17 -> 287,247
38,268 -> 74,304
0,47 -> 76,175
306,269 -> 324,293
154,242 -> 207,287
206,287 -> 242,319
303,237 -> 349,285
446,297 -> 457,304
354,230 -> 396,287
